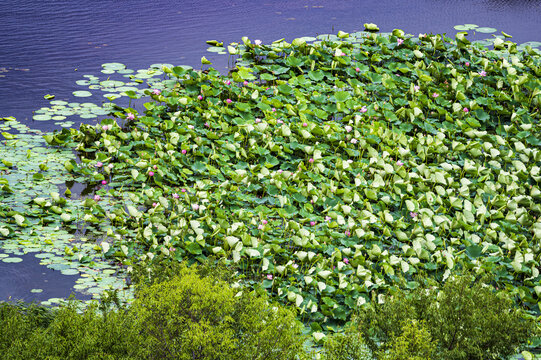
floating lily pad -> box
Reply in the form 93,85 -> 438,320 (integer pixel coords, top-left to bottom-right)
454,24 -> 478,31
50,100 -> 68,106
2,257 -> 23,263
60,268 -> 79,275
30,288 -> 43,293
476,27 -> 497,33
101,62 -> 126,71
207,46 -> 226,53
33,114 -> 52,121
72,91 -> 93,97
100,80 -> 124,88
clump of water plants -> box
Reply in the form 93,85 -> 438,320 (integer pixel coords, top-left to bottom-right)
5,25 -> 541,341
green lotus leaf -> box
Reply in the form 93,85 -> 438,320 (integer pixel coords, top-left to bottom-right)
72,91 -> 92,97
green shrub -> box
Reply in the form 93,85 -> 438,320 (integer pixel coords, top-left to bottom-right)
0,301 -> 139,360
321,325 -> 374,360
378,319 -> 436,360
131,262 -> 305,360
355,274 -> 537,360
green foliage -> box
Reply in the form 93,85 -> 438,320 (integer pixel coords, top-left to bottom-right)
0,301 -> 139,360
378,319 -> 436,360
356,274 -> 538,360
0,262 -> 305,359
321,325 -> 374,360
2,27 -> 541,330
132,263 -> 304,359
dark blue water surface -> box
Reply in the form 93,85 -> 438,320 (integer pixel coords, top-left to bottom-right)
0,0 -> 540,301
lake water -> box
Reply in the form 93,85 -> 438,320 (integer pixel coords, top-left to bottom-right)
1,0 -> 540,302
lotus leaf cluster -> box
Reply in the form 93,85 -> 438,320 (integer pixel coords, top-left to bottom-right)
3,28 -> 541,331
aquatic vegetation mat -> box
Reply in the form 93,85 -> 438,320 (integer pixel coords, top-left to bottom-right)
2,26 -> 541,339
0,118 -> 132,304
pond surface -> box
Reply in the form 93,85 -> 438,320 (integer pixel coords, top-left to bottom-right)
1,0 -> 540,302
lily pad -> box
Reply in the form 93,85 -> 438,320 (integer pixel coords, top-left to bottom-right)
33,114 -> 52,121
72,91 -> 93,97
101,62 -> 126,71
476,27 -> 497,33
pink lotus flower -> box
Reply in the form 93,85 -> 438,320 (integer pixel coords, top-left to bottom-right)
414,85 -> 420,91
255,118 -> 261,123
479,70 -> 487,77
345,230 -> 351,236
243,81 -> 249,86
126,113 -> 135,120
226,99 -> 232,104
205,122 -> 210,127
255,39 -> 262,45
325,216 -> 331,221
262,219 -> 268,225
277,119 -> 283,124
197,95 -> 203,100
345,125 -> 352,132
410,211 -> 418,218
258,224 -> 264,230
397,38 -> 404,45
148,171 -> 154,177
272,107 -> 276,112
396,160 -> 404,166
310,221 -> 316,226
152,89 -> 161,95
94,195 -> 101,201
101,180 -> 107,185
172,193 -> 179,199
277,169 -> 283,174
96,162 -> 103,168
343,257 -> 349,264
432,92 -> 439,98
351,138 -> 358,144
302,122 -> 308,127
225,80 -> 231,85
192,204 -> 199,211
181,188 -> 186,193
465,62 -> 470,66
308,158 -> 314,163
153,165 -> 157,169
108,164 -> 114,169
102,125 -> 109,131
360,106 -> 367,113
355,67 -> 360,72
266,274 -> 273,280
463,107 -> 469,113
152,202 -> 158,207
181,149 -> 187,154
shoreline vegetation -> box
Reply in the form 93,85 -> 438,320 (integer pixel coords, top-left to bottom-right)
1,23 -> 541,358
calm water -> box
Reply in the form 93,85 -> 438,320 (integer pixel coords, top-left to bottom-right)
1,0 -> 540,301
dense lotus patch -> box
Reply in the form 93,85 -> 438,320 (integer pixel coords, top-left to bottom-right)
4,26 -> 541,334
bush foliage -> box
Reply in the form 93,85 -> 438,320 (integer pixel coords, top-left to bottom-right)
355,273 -> 538,360
0,262 -> 304,360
